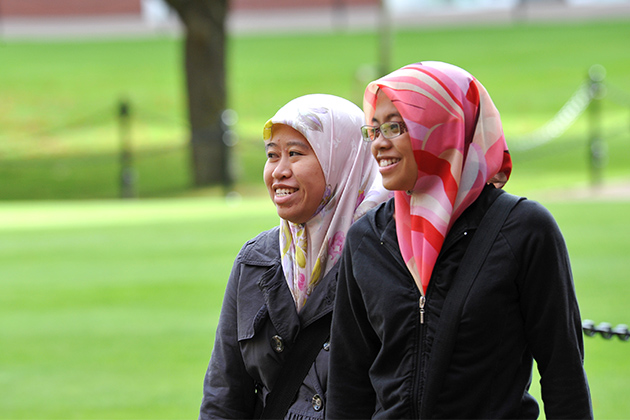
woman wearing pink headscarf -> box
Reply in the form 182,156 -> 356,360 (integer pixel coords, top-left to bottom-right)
199,94 -> 388,419
327,62 -> 592,419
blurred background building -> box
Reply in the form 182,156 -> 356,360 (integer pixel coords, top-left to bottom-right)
1,0 -> 629,38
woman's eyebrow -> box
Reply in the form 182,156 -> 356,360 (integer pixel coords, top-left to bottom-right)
285,140 -> 309,148
371,112 -> 401,124
265,139 -> 310,151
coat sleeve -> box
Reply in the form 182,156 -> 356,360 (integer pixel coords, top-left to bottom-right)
199,251 -> 258,419
327,229 -> 379,419
513,201 -> 593,419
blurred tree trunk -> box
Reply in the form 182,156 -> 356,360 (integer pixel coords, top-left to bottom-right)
163,0 -> 230,189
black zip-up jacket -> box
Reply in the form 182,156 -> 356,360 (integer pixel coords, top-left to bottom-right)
200,227 -> 337,420
327,185 -> 592,419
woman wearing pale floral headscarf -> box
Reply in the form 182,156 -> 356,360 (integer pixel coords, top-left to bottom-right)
199,94 -> 388,419
327,62 -> 592,419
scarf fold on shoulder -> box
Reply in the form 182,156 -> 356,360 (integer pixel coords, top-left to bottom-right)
363,61 -> 512,295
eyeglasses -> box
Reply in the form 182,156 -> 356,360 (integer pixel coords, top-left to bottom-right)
361,121 -> 407,142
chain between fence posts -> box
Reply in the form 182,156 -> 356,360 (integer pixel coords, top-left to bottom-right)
583,320 -> 630,341
587,65 -> 607,187
118,98 -> 136,199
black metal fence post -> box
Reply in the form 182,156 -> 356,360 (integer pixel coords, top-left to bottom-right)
587,65 -> 607,187
118,98 -> 136,199
220,109 -> 238,195
378,0 -> 392,77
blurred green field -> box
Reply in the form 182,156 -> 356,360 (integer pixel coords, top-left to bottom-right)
1,195 -> 629,418
1,19 -> 629,198
1,16 -> 630,419
0,198 -> 277,418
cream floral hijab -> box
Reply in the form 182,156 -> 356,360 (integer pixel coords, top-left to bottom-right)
263,94 -> 388,312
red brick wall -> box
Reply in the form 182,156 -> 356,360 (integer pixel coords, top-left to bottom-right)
0,0 -> 380,18
231,0 -> 380,10
0,0 -> 142,17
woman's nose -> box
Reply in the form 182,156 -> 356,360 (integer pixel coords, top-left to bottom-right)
371,132 -> 391,150
272,157 -> 292,179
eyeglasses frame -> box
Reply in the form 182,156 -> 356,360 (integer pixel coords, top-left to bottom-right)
361,121 -> 408,142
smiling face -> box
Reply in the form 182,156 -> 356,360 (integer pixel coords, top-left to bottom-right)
263,124 -> 326,224
370,90 -> 418,191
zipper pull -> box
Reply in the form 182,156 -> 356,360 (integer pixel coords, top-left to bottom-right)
419,295 -> 426,324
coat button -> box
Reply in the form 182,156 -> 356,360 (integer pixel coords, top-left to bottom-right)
322,341 -> 330,351
270,335 -> 284,353
311,394 -> 323,411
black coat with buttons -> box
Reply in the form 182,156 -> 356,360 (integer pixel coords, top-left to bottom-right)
327,185 -> 593,419
199,226 -> 336,420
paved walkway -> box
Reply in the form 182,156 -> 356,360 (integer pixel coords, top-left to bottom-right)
1,2 -> 629,39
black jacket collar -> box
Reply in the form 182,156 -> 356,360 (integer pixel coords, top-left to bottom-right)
368,184 -> 504,257
239,226 -> 338,330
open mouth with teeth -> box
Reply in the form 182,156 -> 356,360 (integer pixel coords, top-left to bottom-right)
275,188 -> 297,196
379,158 -> 401,167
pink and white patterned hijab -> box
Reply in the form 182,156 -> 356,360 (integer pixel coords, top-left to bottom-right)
363,62 -> 512,295
264,94 -> 389,312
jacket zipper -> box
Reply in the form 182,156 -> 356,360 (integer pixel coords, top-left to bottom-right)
419,294 -> 426,324
376,202 -> 472,418
380,237 -> 428,325
414,231 -> 468,418
414,286 -> 427,419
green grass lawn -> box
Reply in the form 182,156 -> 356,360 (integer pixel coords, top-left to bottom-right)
532,198 -> 630,419
0,197 -> 279,418
1,195 -> 629,418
